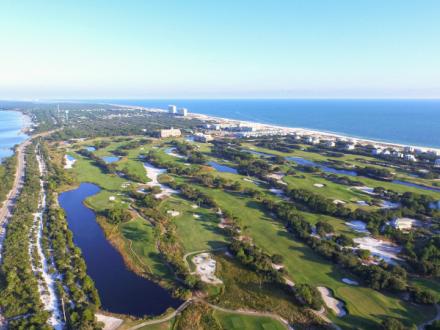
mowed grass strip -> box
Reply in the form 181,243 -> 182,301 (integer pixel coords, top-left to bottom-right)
160,196 -> 228,253
214,311 -> 286,330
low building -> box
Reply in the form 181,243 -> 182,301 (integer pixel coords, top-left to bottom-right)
159,128 -> 181,138
372,148 -> 383,156
193,133 -> 213,142
391,217 -> 419,231
391,151 -> 404,158
324,140 -> 336,147
435,159 -> 440,167
404,146 -> 415,153
404,154 -> 417,162
305,136 -> 320,144
344,143 -> 356,150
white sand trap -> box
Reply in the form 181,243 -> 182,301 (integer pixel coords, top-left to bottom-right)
167,210 -> 180,217
317,287 -> 346,317
356,200 -> 369,206
272,263 -> 284,270
109,196 -> 116,201
64,154 -> 76,169
144,162 -> 178,198
165,147 -> 185,159
193,214 -> 200,218
345,220 -> 369,234
342,278 -> 359,285
313,183 -> 325,188
269,188 -> 284,197
191,204 -> 198,209
354,186 -> 376,195
353,236 -> 402,264
96,314 -> 123,330
192,253 -> 222,284
333,199 -> 346,205
381,200 -> 400,209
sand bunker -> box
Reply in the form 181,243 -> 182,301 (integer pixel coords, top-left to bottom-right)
167,210 -> 180,217
64,154 -> 76,169
164,147 -> 185,159
342,278 -> 359,285
354,186 -> 376,195
192,253 -> 222,284
144,162 -> 178,198
345,220 -> 369,234
313,183 -> 325,188
317,287 -> 346,317
269,188 -> 284,196
333,199 -> 346,205
353,236 -> 402,264
95,314 -> 123,330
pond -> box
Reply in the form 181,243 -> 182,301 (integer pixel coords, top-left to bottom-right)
391,180 -> 440,193
86,146 -> 96,152
285,156 -> 358,176
286,156 -> 440,193
102,156 -> 120,164
58,183 -> 182,317
207,161 -> 238,174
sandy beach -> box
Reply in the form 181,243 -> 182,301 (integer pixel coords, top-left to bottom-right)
112,103 -> 440,154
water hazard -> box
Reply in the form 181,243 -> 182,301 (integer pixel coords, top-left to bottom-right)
58,183 -> 182,317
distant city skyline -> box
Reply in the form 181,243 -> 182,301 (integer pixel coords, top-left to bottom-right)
1,0 -> 439,99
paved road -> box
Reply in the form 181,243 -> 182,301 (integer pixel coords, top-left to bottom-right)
0,130 -> 56,329
0,138 -> 31,261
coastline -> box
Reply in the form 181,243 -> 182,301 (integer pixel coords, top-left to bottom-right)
0,110 -> 31,161
110,103 -> 440,154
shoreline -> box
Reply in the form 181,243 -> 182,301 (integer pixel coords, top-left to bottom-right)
109,103 -> 440,154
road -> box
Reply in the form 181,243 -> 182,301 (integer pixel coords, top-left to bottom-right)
0,130 -> 56,329
0,131 -> 56,259
0,138 -> 31,261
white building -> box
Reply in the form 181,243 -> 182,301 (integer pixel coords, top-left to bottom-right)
193,133 -> 214,142
391,218 -> 419,231
305,136 -> 320,144
404,154 -> 417,162
159,128 -> 181,138
324,140 -> 336,147
178,108 -> 188,116
345,143 -> 356,150
391,151 -> 404,158
435,159 -> 440,167
404,146 -> 415,153
372,148 -> 383,156
168,105 -> 177,114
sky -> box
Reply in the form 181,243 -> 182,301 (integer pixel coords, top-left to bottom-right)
0,0 -> 439,99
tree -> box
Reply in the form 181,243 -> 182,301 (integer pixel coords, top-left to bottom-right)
382,318 -> 406,330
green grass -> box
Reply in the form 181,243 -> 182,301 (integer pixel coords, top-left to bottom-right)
182,180 -> 435,329
160,196 -> 227,253
214,311 -> 286,330
120,217 -> 174,281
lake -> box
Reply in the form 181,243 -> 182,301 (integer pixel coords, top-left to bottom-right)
58,183 -> 182,317
207,161 -> 238,174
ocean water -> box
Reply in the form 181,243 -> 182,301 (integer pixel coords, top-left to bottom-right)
0,111 -> 28,161
95,99 -> 440,148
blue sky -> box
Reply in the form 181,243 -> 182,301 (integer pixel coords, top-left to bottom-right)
0,0 -> 439,99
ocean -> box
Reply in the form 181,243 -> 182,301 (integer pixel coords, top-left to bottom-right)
0,111 -> 28,161
94,99 -> 440,149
